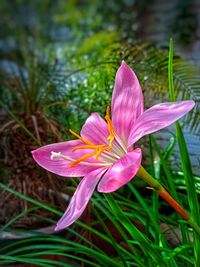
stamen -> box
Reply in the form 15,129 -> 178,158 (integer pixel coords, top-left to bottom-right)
95,146 -> 107,160
70,151 -> 97,168
105,106 -> 127,154
69,129 -> 94,146
68,106 -> 119,167
72,144 -> 105,152
105,106 -> 115,147
114,133 -> 127,153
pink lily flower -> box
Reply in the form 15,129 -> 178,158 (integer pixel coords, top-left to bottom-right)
32,61 -> 194,231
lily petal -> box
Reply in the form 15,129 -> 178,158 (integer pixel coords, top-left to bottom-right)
111,61 -> 144,142
55,168 -> 106,230
98,148 -> 142,193
81,112 -> 109,145
32,140 -> 100,177
128,100 -> 195,147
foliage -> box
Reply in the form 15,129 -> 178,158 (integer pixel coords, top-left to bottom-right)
0,47 -> 61,115
0,134 -> 198,266
0,1 -> 200,267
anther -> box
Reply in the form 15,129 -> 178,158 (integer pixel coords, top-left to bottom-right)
68,106 -> 116,167
105,106 -> 115,146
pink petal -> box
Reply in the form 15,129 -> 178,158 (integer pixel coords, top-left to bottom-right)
97,148 -> 142,193
111,61 -> 144,142
80,112 -> 109,145
55,168 -> 106,230
32,140 -> 100,177
128,100 -> 195,147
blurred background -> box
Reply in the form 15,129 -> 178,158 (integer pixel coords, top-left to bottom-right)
0,1 -> 200,265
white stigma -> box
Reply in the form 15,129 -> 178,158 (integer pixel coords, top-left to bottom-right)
50,150 -> 111,167
51,151 -> 61,160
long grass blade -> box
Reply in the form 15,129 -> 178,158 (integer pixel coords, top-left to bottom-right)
168,38 -> 200,267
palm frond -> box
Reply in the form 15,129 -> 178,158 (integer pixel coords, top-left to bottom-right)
118,42 -> 200,133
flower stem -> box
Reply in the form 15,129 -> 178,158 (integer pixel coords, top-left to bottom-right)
137,165 -> 200,235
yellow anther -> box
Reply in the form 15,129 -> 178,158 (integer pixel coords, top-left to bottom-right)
105,106 -> 115,146
69,106 -> 115,167
69,129 -> 94,146
72,144 -> 105,152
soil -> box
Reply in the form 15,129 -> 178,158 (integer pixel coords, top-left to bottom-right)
0,111 -> 67,229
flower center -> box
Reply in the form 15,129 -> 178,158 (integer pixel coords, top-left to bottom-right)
69,106 -> 115,167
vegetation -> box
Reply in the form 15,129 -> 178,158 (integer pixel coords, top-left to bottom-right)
0,1 -> 199,266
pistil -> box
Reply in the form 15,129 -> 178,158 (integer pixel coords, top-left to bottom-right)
51,151 -> 111,167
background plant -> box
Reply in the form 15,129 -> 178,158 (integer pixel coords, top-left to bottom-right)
0,0 -> 200,266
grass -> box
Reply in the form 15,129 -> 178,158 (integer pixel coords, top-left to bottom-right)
168,38 -> 200,267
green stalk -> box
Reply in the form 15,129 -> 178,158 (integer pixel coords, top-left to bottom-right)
168,38 -> 200,266
137,165 -> 200,236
